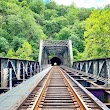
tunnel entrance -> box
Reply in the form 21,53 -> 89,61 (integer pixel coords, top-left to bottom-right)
50,57 -> 61,66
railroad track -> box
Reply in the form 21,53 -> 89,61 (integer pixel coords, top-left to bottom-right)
17,66 -> 109,110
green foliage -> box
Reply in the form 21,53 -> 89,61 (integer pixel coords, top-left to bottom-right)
0,37 -> 9,54
77,8 -> 91,21
57,27 -> 71,40
65,4 -> 78,25
5,15 -> 24,35
11,36 -> 24,51
44,9 -> 58,20
6,48 -> 15,58
72,48 -> 81,61
43,20 -> 60,38
29,0 -> 45,14
16,41 -> 33,60
69,34 -> 84,52
54,16 -> 69,28
33,13 -> 44,25
0,1 -> 7,14
57,5 -> 67,16
83,9 -> 110,59
45,1 -> 58,10
1,0 -> 109,61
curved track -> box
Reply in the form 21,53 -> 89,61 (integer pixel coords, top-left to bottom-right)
17,66 -> 109,110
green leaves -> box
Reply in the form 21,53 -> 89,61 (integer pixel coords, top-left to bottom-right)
5,15 -> 24,35
57,27 -> 71,40
6,41 -> 33,60
16,41 -> 33,60
6,48 -> 15,58
65,5 -> 78,25
1,0 -> 109,61
11,36 -> 24,51
0,37 -> 9,54
83,9 -> 110,59
29,0 -> 45,14
44,9 -> 58,20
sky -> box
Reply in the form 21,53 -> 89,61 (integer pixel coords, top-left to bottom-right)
53,0 -> 110,8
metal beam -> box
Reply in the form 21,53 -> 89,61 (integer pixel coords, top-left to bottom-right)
72,58 -> 110,87
38,40 -> 43,65
69,40 -> 73,66
0,57 -> 49,88
39,40 -> 73,66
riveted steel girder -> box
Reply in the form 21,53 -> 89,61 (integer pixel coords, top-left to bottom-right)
39,40 -> 73,66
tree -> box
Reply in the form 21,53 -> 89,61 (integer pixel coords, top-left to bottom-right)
57,5 -> 67,16
5,15 -> 24,36
72,48 -> 82,61
0,37 -> 9,54
65,4 -> 78,25
6,48 -> 15,58
20,6 -> 46,40
43,20 -> 60,38
69,34 -> 84,52
11,36 -> 24,51
77,8 -> 91,21
0,17 -> 2,27
45,1 -> 58,10
53,16 -> 69,28
16,41 -> 33,60
44,9 -> 58,20
57,27 -> 71,40
1,0 -> 108,61
0,1 -> 8,14
29,0 -> 45,14
83,9 -> 110,59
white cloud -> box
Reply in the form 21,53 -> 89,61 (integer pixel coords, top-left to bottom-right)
53,0 -> 110,8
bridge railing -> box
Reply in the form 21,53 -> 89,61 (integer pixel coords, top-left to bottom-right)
72,58 -> 110,86
0,57 -> 51,88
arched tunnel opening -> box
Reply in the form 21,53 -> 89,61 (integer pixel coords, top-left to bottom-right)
50,57 -> 61,66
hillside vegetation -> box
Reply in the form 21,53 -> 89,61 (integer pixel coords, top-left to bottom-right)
0,0 -> 110,61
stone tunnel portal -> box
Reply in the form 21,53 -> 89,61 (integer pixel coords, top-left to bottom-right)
50,57 -> 61,66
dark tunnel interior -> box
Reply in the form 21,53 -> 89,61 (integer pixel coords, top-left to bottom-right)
50,57 -> 61,66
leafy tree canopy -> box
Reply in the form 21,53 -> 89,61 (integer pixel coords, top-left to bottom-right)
0,0 -> 109,61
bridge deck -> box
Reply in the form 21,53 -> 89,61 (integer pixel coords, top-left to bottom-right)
0,66 -> 109,110
15,67 -> 110,110
0,66 -> 52,110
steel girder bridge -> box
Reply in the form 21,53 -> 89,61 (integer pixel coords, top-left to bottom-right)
38,40 -> 73,66
0,40 -> 110,109
0,57 -> 48,90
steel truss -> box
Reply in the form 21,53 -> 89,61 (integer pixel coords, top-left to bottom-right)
39,40 -> 73,66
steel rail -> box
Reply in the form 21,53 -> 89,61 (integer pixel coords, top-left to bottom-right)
58,68 -> 89,110
17,66 -> 109,110
31,68 -> 53,110
16,67 -> 52,110
61,67 -> 110,110
32,66 -> 87,110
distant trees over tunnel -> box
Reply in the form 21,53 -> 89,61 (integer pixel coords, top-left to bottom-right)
0,0 -> 110,61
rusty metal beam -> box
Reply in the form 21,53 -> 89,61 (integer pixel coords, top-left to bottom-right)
72,58 -> 110,87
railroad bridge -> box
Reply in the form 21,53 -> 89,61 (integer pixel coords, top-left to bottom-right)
39,40 -> 73,66
0,40 -> 110,110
